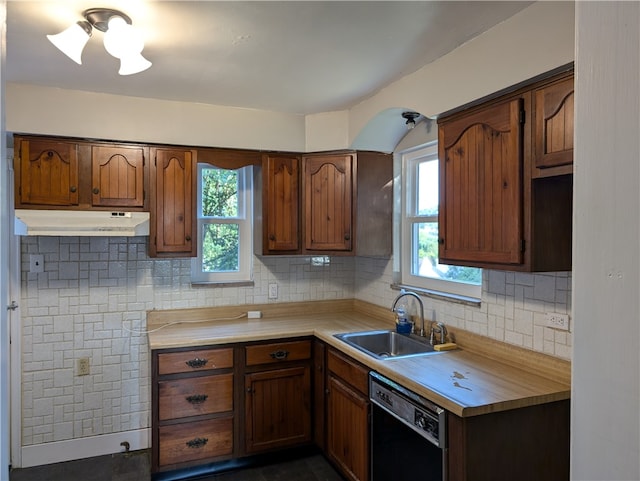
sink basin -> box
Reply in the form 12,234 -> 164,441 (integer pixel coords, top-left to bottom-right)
334,330 -> 441,360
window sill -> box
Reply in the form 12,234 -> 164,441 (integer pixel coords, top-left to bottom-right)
391,283 -> 481,307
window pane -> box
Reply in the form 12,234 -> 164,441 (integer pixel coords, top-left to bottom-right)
202,223 -> 239,272
417,159 -> 438,216
202,167 -> 238,217
412,222 -> 481,285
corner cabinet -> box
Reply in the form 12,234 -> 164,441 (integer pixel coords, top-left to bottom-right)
437,67 -> 573,272
300,151 -> 392,257
150,147 -> 197,257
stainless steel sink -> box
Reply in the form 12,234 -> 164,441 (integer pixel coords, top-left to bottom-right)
334,330 -> 441,360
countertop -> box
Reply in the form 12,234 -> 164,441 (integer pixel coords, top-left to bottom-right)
147,299 -> 571,417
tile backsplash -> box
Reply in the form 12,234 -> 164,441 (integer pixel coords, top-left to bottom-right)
19,236 -> 571,447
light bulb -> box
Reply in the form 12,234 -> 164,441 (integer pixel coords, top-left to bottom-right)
47,21 -> 92,65
103,16 -> 144,60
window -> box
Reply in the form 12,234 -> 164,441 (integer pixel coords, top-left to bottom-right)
400,142 -> 481,299
191,164 -> 253,283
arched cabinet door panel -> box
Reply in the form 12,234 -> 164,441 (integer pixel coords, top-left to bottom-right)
150,147 -> 197,257
439,98 -> 524,267
533,77 -> 574,169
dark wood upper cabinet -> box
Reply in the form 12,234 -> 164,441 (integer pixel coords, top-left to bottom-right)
91,144 -> 146,208
533,76 -> 574,171
15,137 -> 79,207
302,153 -> 353,252
296,151 -> 392,257
261,154 -> 300,254
437,67 -> 573,272
150,147 -> 197,257
439,98 -> 524,267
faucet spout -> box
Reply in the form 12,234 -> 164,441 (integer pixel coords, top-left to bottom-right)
391,291 -> 425,337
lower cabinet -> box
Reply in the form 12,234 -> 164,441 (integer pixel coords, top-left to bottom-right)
325,348 -> 370,481
152,346 -> 235,472
244,339 -> 312,453
152,338 -> 313,475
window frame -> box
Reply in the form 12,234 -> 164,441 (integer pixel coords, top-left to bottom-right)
190,163 -> 253,284
400,142 -> 482,300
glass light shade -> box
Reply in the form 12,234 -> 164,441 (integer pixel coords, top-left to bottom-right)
46,22 -> 91,65
118,53 -> 152,76
103,16 -> 144,59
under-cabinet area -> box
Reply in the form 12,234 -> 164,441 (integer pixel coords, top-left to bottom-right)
148,301 -> 571,481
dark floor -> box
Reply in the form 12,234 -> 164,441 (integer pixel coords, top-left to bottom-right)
9,451 -> 344,481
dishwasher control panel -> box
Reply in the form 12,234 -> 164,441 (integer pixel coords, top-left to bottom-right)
369,371 -> 445,448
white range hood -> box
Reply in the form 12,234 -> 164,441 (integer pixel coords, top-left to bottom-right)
14,209 -> 150,237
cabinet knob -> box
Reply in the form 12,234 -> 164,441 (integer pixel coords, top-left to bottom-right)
438,238 -> 444,245
185,235 -> 192,241
69,186 -> 77,193
269,234 -> 276,241
344,234 -> 351,240
47,151 -> 53,158
247,387 -> 254,393
92,188 -> 100,195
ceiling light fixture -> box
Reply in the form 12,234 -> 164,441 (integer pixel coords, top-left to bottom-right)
402,111 -> 420,130
47,8 -> 152,75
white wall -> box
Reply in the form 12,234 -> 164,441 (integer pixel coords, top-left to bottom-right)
6,84 -> 306,152
572,3 -> 640,480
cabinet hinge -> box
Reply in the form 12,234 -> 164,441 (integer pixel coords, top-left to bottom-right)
519,110 -> 526,124
521,239 -> 526,252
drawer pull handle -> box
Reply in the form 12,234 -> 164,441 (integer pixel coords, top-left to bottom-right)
269,350 -> 289,360
185,358 -> 208,369
186,437 -> 208,449
186,394 -> 208,404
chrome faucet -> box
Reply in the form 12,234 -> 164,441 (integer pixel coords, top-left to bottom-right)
391,291 -> 425,337
429,322 -> 448,346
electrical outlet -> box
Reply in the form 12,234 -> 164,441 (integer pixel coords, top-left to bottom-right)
77,357 -> 90,376
29,254 -> 44,273
268,283 -> 278,299
546,313 -> 570,331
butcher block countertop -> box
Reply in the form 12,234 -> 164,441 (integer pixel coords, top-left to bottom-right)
147,299 -> 571,417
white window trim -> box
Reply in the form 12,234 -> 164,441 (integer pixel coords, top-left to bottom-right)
400,142 -> 481,300
191,164 -> 253,284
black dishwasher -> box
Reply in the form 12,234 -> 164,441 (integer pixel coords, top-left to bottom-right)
369,371 -> 446,481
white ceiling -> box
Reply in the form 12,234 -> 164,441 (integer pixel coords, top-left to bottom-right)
6,1 -> 531,115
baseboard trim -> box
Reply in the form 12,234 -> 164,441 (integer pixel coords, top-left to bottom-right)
20,428 -> 150,468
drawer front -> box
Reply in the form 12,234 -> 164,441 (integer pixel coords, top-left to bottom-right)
159,373 -> 233,421
327,348 -> 369,395
245,339 -> 311,366
159,417 -> 233,467
158,348 -> 233,375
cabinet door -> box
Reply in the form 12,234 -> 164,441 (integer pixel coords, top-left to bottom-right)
326,375 -> 369,481
263,154 -> 300,253
91,144 -> 146,208
150,148 -> 196,257
244,365 -> 311,454
439,98 -> 524,266
303,154 -> 353,252
17,138 -> 79,206
533,76 -> 574,169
